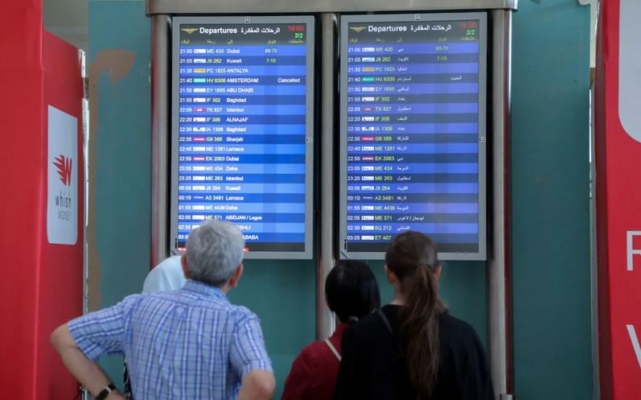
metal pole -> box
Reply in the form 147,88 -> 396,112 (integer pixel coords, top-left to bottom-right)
317,13 -> 337,340
588,87 -> 600,400
151,15 -> 170,268
81,48 -> 91,400
80,48 -> 89,317
489,9 -> 513,399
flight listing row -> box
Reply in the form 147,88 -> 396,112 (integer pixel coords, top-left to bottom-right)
177,103 -> 477,116
177,154 -> 478,163
177,123 -> 479,134
175,193 -> 478,204
176,113 -> 478,124
176,182 -> 479,195
177,143 -> 478,155
178,133 -> 478,145
178,63 -> 479,75
177,173 -> 478,184
178,42 -> 479,56
177,162 -> 477,174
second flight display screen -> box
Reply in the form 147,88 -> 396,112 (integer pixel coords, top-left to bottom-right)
340,14 -> 487,259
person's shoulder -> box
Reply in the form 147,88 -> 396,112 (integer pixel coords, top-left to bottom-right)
297,340 -> 328,361
126,291 -> 171,306
358,310 -> 386,327
228,303 -> 263,323
345,307 -> 390,338
229,302 -> 254,314
440,313 -> 482,345
106,293 -> 147,315
143,256 -> 186,293
120,292 -> 145,304
144,256 -> 182,277
153,256 -> 183,273
441,312 -> 476,331
441,312 -> 474,329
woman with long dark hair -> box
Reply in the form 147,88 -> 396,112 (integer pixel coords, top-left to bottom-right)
334,231 -> 494,400
282,260 -> 381,400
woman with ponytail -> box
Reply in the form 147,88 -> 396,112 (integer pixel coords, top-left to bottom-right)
334,231 -> 494,400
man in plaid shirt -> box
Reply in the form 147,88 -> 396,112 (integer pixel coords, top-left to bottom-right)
51,220 -> 275,400
123,254 -> 186,399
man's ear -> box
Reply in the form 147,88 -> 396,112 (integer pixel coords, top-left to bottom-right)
181,255 -> 190,279
228,264 -> 244,289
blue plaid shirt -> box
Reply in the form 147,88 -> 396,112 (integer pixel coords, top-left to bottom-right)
68,280 -> 272,399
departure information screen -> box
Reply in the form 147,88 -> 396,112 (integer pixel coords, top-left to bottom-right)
170,16 -> 315,259
339,14 -> 487,260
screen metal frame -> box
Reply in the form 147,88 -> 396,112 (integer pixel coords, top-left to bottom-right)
170,15 -> 316,260
338,12 -> 488,261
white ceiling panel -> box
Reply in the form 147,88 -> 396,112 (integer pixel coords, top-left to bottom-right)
43,0 -> 88,50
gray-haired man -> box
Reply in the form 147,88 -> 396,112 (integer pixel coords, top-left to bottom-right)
51,220 -> 274,400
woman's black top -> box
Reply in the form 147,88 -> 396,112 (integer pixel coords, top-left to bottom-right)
333,305 -> 494,400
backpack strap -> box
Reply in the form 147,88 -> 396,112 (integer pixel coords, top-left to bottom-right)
324,339 -> 342,361
376,309 -> 394,335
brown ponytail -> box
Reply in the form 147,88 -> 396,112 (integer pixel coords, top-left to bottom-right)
385,232 -> 446,399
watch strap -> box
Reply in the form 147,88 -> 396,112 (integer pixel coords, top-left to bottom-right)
95,383 -> 116,400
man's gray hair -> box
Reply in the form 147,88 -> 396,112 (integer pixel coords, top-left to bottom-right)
185,220 -> 245,287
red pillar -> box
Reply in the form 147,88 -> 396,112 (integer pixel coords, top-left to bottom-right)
0,1 -> 45,398
595,0 -> 641,398
36,32 -> 85,398
0,1 -> 84,398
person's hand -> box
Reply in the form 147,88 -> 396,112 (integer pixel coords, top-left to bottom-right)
107,392 -> 127,400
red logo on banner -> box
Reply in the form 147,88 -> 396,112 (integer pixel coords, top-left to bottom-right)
53,155 -> 72,186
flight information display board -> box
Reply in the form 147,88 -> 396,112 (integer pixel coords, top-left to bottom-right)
339,13 -> 487,260
170,16 -> 315,259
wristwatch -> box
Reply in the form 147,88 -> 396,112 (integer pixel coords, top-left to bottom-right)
95,383 -> 117,400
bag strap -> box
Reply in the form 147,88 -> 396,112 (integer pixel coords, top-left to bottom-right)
376,309 -> 394,335
376,309 -> 405,355
324,339 -> 342,361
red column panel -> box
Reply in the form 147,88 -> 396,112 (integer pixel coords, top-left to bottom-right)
0,4 -> 84,398
595,0 -> 641,398
36,31 -> 85,399
0,1 -> 44,398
